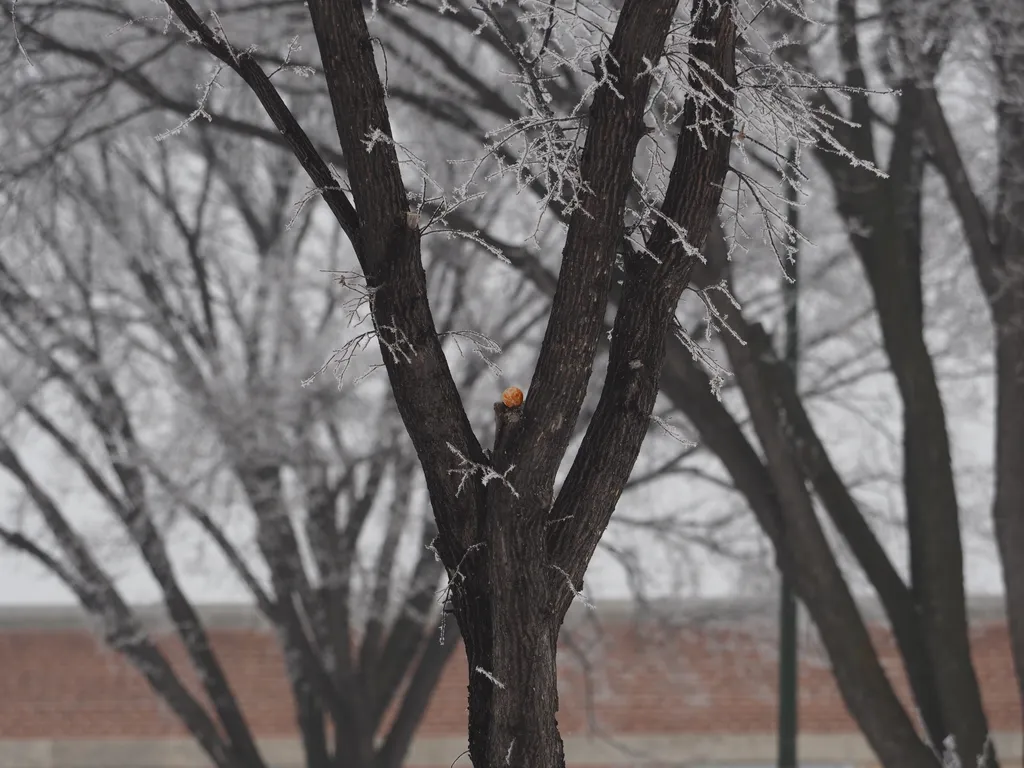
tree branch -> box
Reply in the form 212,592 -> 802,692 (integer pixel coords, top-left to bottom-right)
496,0 -> 682,518
549,0 -> 737,596
0,439 -> 241,768
919,87 -> 1002,298
162,0 -> 361,247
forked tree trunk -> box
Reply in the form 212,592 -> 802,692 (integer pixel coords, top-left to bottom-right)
163,1 -> 736,765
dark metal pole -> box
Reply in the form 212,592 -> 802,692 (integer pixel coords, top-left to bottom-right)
777,144 -> 800,768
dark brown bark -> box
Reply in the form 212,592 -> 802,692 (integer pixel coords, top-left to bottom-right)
299,0 -> 488,569
462,469 -> 566,768
498,0 -> 682,509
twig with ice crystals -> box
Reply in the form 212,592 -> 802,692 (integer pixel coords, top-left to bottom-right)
446,442 -> 519,498
670,317 -> 732,401
422,228 -> 513,266
288,163 -> 349,229
154,64 -> 225,141
268,36 -> 316,79
692,279 -> 746,345
442,329 -> 504,378
650,414 -> 698,448
550,563 -> 594,609
474,666 -> 506,690
10,0 -> 33,66
302,331 -> 382,392
435,541 -> 486,643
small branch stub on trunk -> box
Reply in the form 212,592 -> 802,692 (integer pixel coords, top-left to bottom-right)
494,387 -> 524,459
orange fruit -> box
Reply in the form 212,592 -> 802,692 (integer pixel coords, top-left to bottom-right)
501,386 -> 524,408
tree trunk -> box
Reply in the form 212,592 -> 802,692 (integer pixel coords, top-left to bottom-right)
453,524 -> 566,768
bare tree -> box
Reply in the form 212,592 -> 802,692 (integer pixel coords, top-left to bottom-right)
665,5 -> 1023,765
44,1 -> 740,766
924,0 -> 1024,746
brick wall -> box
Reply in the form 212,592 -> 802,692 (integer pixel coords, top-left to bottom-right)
0,599 -> 1019,767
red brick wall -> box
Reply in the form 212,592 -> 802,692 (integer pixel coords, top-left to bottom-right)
0,612 -> 1018,740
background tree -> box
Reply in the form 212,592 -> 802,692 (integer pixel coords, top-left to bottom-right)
0,117 -> 543,768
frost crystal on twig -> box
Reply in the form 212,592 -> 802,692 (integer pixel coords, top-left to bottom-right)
436,542 -> 486,644
694,280 -> 746,345
942,736 -> 961,768
551,564 -> 594,609
443,330 -> 504,378
288,163 -> 349,229
10,0 -> 33,66
650,414 -> 697,448
446,443 -> 519,498
425,228 -> 512,265
269,36 -> 316,79
474,666 -> 506,689
154,65 -> 225,141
